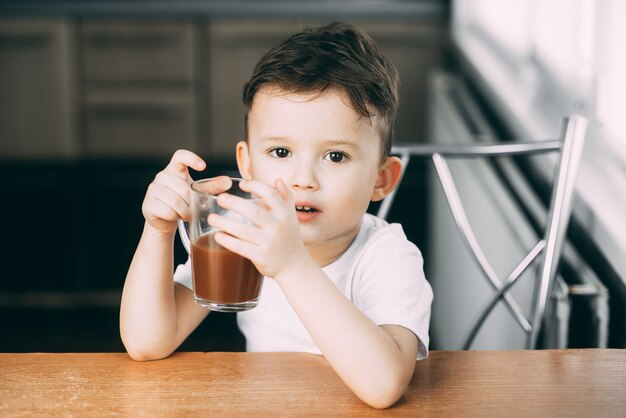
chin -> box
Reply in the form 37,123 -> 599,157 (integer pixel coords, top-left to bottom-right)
298,228 -> 322,247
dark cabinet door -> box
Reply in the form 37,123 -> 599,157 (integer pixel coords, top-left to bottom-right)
0,19 -> 76,158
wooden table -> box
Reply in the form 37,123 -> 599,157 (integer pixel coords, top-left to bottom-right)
1,349 -> 625,416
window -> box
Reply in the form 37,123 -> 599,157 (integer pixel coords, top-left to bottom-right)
453,0 -> 626,151
454,0 -> 531,61
595,0 -> 626,148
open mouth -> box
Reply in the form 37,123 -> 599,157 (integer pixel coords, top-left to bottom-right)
295,205 -> 318,214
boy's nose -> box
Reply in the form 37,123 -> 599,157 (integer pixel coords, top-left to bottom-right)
290,164 -> 319,190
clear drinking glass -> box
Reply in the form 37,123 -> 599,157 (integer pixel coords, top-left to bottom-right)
178,177 -> 263,312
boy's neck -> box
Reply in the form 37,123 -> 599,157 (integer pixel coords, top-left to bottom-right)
305,225 -> 361,268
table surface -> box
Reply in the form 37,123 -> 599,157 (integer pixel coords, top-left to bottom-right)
1,349 -> 625,416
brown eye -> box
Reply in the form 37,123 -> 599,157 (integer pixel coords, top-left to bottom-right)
326,151 -> 347,163
270,148 -> 291,158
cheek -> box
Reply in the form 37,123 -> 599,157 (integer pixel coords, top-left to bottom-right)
350,168 -> 378,195
248,158 -> 278,183
334,176 -> 372,210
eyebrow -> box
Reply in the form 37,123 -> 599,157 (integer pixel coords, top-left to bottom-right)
261,137 -> 359,150
262,137 -> 290,144
322,139 -> 358,149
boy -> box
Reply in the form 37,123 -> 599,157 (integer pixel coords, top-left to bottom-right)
120,22 -> 432,409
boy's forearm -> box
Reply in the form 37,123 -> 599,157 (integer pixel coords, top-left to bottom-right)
275,262 -> 415,409
120,222 -> 179,359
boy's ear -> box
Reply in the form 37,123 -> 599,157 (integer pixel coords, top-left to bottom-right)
236,140 -> 253,180
371,156 -> 403,202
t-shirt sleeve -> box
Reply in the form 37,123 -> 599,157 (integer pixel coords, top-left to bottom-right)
173,256 -> 193,291
352,226 -> 433,359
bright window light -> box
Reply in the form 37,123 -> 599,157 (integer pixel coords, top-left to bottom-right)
531,0 -> 595,97
454,0 -> 625,147
596,0 -> 626,145
466,0 -> 531,60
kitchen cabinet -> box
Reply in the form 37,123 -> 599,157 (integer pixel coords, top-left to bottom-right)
0,19 -> 76,158
0,163 -> 77,292
81,21 -> 196,83
83,87 -> 197,157
80,20 -> 199,157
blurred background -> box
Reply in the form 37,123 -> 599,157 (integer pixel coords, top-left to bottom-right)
0,0 -> 624,352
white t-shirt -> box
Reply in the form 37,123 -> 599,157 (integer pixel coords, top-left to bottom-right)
174,213 -> 433,359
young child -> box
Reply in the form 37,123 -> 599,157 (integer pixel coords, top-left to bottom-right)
120,22 -> 432,409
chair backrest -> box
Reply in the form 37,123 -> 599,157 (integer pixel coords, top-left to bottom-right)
378,114 -> 588,349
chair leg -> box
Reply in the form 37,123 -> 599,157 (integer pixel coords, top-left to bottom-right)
528,115 -> 588,349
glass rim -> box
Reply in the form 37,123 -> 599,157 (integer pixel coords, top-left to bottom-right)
190,177 -> 258,200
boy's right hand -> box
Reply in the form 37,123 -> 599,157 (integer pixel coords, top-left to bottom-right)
142,149 -> 206,235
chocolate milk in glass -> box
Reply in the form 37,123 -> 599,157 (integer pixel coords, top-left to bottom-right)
191,231 -> 262,305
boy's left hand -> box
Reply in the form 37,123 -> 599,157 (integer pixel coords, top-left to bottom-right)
207,178 -> 310,280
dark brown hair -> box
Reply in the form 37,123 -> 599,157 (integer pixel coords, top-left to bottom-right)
242,22 -> 399,160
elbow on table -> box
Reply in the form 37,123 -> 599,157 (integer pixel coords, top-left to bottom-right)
121,335 -> 174,362
125,347 -> 169,362
358,371 -> 410,410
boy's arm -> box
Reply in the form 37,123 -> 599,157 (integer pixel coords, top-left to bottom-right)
120,150 -> 209,361
120,223 -> 208,361
276,260 -> 418,410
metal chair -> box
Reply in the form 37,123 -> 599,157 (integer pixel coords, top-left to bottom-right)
377,114 -> 588,349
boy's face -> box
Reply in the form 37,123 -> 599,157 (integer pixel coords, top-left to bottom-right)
237,87 -> 400,264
